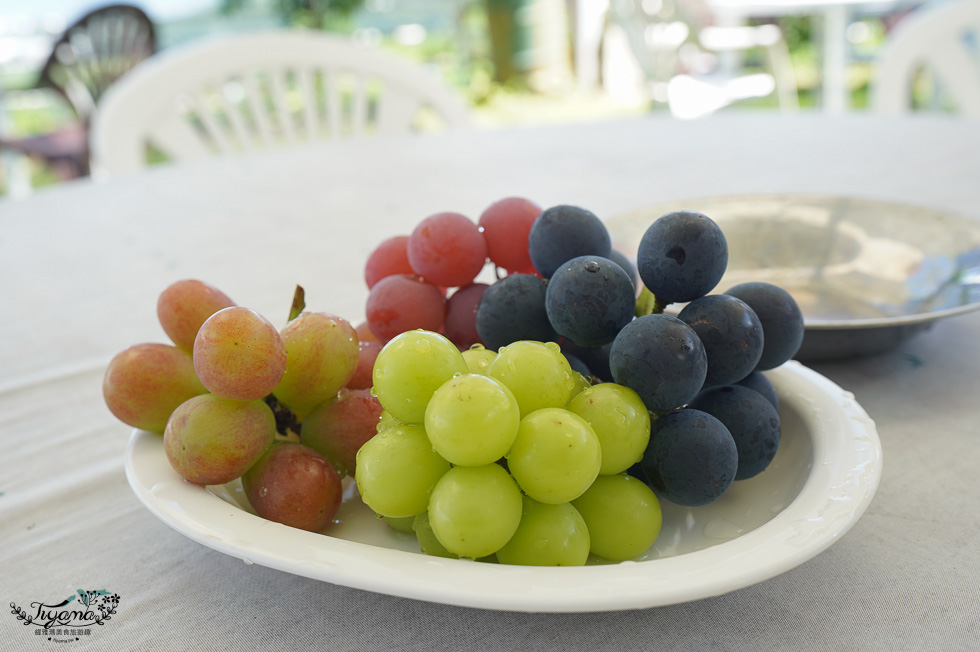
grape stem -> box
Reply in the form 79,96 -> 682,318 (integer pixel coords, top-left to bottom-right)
264,394 -> 302,441
635,286 -> 667,317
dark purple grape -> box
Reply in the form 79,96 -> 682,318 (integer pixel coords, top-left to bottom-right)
736,371 -> 779,411
608,313 -> 707,413
528,205 -> 611,278
562,352 -> 592,377
678,294 -> 764,388
561,340 -> 613,382
545,255 -> 636,347
475,273 -> 556,350
608,249 -> 638,288
640,408 -> 737,506
689,384 -> 781,481
636,211 -> 728,306
725,282 -> 804,371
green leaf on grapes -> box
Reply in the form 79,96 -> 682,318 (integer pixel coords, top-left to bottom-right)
288,285 -> 306,322
635,286 -> 666,317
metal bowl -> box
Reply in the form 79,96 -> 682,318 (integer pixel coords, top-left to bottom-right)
606,194 -> 980,362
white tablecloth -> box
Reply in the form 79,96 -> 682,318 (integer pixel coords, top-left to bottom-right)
2,113 -> 978,651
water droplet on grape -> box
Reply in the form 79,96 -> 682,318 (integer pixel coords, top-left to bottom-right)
584,261 -> 601,273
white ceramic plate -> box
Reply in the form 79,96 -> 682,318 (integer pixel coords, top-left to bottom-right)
125,361 -> 881,613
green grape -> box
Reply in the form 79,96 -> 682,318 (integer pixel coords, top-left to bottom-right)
372,330 -> 468,424
163,394 -> 276,486
565,383 -> 651,475
427,464 -> 523,559
354,423 -> 450,518
273,311 -> 359,420
568,371 -> 592,401
487,340 -> 575,417
495,496 -> 590,567
506,407 -> 601,504
193,306 -> 287,401
572,473 -> 663,562
462,345 -> 496,375
424,373 -> 520,466
383,515 -> 416,534
412,512 -> 459,559
103,342 -> 207,434
377,410 -> 402,432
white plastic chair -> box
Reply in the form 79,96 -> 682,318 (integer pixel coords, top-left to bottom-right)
89,30 -> 472,176
607,0 -> 798,120
872,0 -> 980,116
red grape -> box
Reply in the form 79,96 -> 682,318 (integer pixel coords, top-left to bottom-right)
103,342 -> 207,433
193,306 -> 287,401
444,283 -> 489,348
300,388 -> 384,478
274,312 -> 360,419
157,279 -> 235,351
364,235 -> 412,289
365,274 -> 445,342
478,197 -> 541,274
354,321 -> 380,343
347,340 -> 382,390
164,394 -> 276,486
243,442 -> 343,532
407,212 -> 487,288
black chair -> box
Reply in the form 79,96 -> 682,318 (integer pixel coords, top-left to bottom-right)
1,4 -> 156,183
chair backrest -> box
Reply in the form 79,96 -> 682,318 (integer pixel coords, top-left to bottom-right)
89,30 -> 473,176
871,0 -> 980,116
38,4 -> 156,123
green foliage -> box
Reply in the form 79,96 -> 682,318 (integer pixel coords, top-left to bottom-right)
220,0 -> 364,30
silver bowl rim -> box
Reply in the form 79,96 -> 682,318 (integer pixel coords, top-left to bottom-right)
607,192 -> 980,331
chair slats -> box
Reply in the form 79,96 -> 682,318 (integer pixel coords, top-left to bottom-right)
269,68 -> 298,145
243,73 -> 277,148
153,109 -> 216,162
91,30 -> 472,175
929,36 -> 980,115
351,75 -> 367,137
190,91 -> 234,155
296,67 -> 319,140
872,0 -> 980,116
217,82 -> 257,153
38,4 -> 157,123
325,70 -> 342,139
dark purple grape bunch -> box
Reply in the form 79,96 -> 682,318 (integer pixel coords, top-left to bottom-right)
474,205 -> 806,508
615,210 -> 804,507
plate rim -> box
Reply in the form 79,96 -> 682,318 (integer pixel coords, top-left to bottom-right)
605,192 -> 980,329
124,362 -> 882,613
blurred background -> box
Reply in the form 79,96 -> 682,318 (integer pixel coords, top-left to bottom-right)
0,0 -> 957,196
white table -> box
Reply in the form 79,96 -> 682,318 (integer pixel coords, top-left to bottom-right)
2,113 -> 978,651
